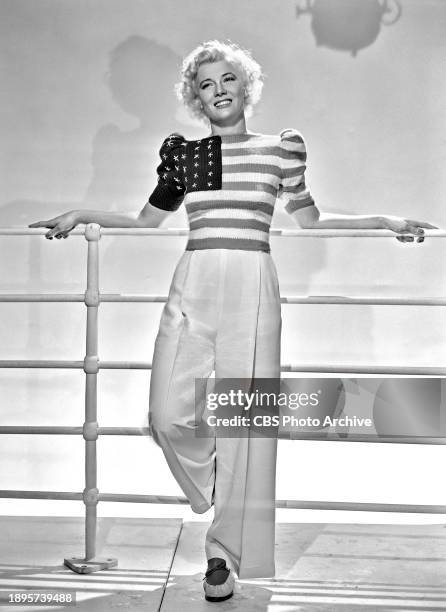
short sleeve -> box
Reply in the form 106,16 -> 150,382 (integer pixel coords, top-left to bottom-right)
148,133 -> 187,211
279,128 -> 315,215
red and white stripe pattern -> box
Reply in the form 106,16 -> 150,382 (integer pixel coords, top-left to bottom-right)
185,129 -> 315,252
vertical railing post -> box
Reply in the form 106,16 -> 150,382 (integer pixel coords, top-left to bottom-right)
64,223 -> 117,574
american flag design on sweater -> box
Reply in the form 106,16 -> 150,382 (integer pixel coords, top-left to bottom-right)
148,129 -> 315,253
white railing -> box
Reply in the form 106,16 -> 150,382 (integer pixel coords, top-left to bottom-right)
0,225 -> 445,574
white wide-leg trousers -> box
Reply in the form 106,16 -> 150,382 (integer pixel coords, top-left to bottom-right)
148,249 -> 281,579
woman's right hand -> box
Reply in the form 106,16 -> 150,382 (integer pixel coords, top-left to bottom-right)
28,211 -> 78,240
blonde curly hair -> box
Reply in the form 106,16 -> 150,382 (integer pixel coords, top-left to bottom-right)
175,40 -> 264,123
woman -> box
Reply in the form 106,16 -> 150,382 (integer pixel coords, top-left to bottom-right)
29,40 -> 436,602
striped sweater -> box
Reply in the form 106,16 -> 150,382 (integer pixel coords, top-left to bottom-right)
148,129 -> 315,253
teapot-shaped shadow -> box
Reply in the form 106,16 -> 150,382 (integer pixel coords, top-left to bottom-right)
296,0 -> 402,56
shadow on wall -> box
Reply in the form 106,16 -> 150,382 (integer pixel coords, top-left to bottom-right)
295,0 -> 402,57
1,36 -> 186,287
0,37 -> 187,407
84,35 -> 183,209
82,35 -> 187,291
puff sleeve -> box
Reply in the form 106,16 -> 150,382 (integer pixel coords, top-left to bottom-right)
279,128 -> 316,215
148,133 -> 187,211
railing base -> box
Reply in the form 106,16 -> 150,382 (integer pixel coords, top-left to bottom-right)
63,555 -> 118,574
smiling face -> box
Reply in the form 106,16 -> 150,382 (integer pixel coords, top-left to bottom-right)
195,59 -> 246,126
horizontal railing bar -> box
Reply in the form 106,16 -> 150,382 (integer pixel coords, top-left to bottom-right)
3,227 -> 446,238
281,296 -> 446,306
100,494 -> 446,513
1,293 -> 445,306
0,294 -> 85,302
0,426 -> 83,435
99,493 -> 188,504
280,365 -> 446,375
1,490 -> 445,513
0,360 -> 84,368
0,490 -> 83,500
98,428 -> 446,444
282,434 -> 446,444
98,227 -> 446,239
0,360 -> 443,375
100,427 -> 149,435
0,228 -> 89,236
276,500 -> 446,513
1,425 -> 444,445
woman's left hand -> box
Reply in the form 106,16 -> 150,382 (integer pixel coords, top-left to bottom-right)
383,216 -> 438,243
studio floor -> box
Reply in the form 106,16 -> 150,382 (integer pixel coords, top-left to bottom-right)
1,516 -> 446,611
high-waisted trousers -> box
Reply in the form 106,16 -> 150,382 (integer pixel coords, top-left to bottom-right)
148,248 -> 281,579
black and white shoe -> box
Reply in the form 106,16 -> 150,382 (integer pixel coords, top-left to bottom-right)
202,557 -> 235,602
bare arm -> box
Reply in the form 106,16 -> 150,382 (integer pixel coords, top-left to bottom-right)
29,200 -> 171,239
293,205 -> 437,242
